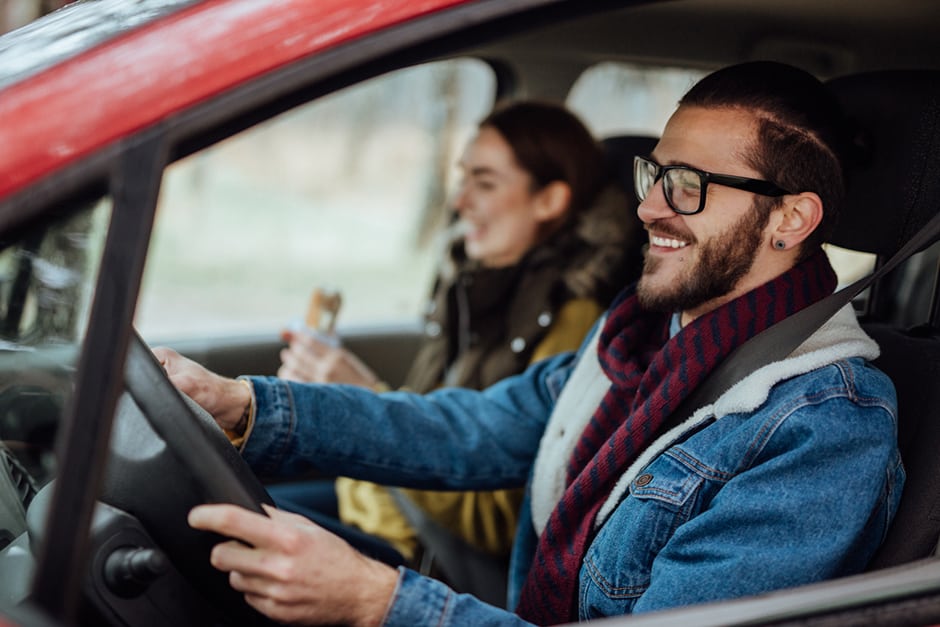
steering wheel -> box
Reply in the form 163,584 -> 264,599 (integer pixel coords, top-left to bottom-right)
97,330 -> 277,626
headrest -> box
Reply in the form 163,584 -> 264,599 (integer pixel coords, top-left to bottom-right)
827,70 -> 940,257
601,134 -> 659,198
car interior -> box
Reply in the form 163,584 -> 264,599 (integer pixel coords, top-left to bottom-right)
1,0 -> 940,625
829,70 -> 940,573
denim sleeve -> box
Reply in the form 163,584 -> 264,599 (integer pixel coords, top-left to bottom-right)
383,568 -> 535,627
240,351 -> 577,489
630,364 -> 903,613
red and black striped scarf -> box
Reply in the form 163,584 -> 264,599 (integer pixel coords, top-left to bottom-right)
516,250 -> 838,624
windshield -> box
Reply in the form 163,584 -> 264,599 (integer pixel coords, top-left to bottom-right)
0,196 -> 111,608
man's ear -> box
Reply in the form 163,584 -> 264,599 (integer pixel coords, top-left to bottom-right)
534,181 -> 572,223
771,191 -> 823,247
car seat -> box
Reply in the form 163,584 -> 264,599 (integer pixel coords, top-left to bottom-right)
822,70 -> 940,570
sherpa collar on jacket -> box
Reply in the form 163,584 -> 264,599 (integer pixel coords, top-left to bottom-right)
530,303 -> 880,535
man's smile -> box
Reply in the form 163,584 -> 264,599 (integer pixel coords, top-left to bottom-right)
649,233 -> 689,249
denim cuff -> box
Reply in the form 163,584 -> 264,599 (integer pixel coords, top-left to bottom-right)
240,375 -> 296,477
382,567 -> 452,626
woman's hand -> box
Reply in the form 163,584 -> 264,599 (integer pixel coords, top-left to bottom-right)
278,329 -> 380,389
189,503 -> 399,626
152,347 -> 251,432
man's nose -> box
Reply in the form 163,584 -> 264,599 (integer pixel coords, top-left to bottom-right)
636,180 -> 673,223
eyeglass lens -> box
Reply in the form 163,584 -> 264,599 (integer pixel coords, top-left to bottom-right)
634,158 -> 703,214
664,169 -> 703,214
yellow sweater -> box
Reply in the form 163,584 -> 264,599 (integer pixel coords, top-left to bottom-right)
335,298 -> 604,559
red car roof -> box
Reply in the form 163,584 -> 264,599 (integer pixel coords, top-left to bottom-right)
0,0 -> 469,199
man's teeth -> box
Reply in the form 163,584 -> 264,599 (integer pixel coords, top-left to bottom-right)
651,235 -> 688,249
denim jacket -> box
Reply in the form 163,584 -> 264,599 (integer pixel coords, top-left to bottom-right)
242,305 -> 903,626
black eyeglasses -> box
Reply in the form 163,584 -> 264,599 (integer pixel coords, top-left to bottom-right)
633,155 -> 793,215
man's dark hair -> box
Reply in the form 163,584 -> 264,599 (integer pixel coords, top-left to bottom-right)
680,61 -> 854,258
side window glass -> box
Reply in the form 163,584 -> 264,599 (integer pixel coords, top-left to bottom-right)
0,202 -> 109,345
138,58 -> 495,340
0,196 -> 111,606
566,61 -> 705,138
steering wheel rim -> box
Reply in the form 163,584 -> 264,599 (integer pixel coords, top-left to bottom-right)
98,330 -> 276,626
123,331 -> 272,510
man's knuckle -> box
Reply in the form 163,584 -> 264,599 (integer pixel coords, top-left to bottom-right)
278,528 -> 303,552
272,560 -> 299,583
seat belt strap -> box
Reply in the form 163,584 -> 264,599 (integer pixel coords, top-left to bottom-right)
671,210 -> 940,423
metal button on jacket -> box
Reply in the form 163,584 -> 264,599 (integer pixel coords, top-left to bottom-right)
510,337 -> 526,353
635,473 -> 653,487
537,311 -> 553,327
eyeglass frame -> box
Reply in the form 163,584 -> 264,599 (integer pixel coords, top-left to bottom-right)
633,155 -> 794,215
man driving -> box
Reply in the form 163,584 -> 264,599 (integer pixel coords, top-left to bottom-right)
156,61 -> 903,626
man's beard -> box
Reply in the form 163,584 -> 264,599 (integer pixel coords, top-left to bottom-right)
637,203 -> 770,313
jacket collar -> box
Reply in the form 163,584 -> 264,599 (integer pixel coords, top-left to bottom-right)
530,303 -> 879,534
595,304 -> 879,526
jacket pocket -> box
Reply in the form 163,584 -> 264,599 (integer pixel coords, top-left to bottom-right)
579,453 -> 705,619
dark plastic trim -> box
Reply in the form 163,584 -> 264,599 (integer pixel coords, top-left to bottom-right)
28,132 -> 167,622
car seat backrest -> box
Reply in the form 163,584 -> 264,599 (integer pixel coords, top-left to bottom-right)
827,71 -> 940,259
864,322 -> 940,569
600,134 -> 658,198
600,134 -> 658,291
825,70 -> 940,570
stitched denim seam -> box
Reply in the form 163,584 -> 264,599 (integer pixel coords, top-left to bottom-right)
835,361 -> 897,417
435,588 -> 453,627
667,448 -> 734,483
630,472 -> 703,506
742,363 -> 874,466
583,555 -> 647,598
256,379 -> 296,477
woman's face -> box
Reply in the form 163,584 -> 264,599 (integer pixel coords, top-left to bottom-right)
453,126 -> 555,268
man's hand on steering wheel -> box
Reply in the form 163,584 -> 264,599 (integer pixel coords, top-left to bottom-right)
189,503 -> 399,626
152,347 -> 251,434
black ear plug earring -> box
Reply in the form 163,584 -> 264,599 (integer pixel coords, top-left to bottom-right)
774,240 -> 786,250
